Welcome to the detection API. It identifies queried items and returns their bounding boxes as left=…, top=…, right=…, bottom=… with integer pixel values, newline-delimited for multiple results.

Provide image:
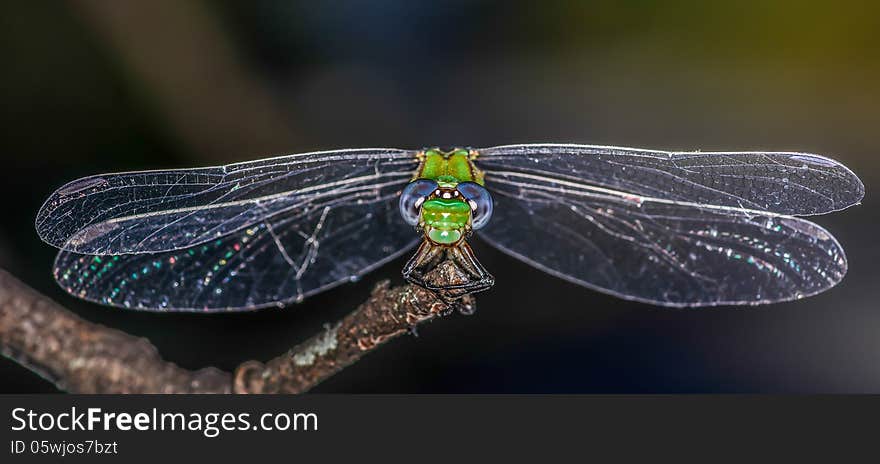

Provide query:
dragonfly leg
left=403, top=240, right=494, bottom=302
left=402, top=240, right=445, bottom=281
left=402, top=240, right=446, bottom=290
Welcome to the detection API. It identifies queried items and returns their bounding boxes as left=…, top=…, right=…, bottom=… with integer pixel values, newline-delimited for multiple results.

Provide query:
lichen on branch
left=0, top=260, right=475, bottom=394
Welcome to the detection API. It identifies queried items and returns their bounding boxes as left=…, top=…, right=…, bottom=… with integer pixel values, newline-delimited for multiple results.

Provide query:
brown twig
left=0, top=264, right=473, bottom=394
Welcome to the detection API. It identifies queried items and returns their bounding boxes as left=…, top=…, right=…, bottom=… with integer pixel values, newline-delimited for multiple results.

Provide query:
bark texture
left=0, top=262, right=474, bottom=393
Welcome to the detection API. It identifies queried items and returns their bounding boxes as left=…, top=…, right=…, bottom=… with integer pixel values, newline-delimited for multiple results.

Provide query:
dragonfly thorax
left=418, top=148, right=484, bottom=186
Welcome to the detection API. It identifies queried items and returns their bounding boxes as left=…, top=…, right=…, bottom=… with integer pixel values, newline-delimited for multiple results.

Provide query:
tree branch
left=0, top=266, right=473, bottom=394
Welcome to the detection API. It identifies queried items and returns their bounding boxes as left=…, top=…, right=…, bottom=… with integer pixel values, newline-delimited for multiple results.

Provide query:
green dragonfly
left=36, top=144, right=863, bottom=311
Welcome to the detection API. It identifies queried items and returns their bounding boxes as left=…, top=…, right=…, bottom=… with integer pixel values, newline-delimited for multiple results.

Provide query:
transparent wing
left=475, top=144, right=861, bottom=306
left=476, top=144, right=864, bottom=216
left=37, top=148, right=418, bottom=254
left=53, top=185, right=419, bottom=311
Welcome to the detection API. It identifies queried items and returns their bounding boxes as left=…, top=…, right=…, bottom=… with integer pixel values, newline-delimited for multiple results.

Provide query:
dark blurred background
left=1, top=0, right=878, bottom=393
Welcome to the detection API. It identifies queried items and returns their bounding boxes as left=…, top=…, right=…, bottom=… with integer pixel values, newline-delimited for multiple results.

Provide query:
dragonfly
left=35, top=144, right=864, bottom=311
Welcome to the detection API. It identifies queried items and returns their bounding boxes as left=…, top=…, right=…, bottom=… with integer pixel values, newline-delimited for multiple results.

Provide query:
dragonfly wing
left=475, top=145, right=859, bottom=306
left=37, top=148, right=418, bottom=254
left=476, top=144, right=864, bottom=216
left=53, top=186, right=419, bottom=311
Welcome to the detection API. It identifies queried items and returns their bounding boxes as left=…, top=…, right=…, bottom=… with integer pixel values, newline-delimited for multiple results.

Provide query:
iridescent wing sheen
left=43, top=148, right=421, bottom=311
left=37, top=148, right=418, bottom=254
left=475, top=144, right=863, bottom=307
left=53, top=179, right=419, bottom=311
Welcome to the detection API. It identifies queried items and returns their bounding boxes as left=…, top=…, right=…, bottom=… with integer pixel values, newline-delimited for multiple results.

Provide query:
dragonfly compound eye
left=399, top=179, right=439, bottom=226
left=456, top=181, right=494, bottom=230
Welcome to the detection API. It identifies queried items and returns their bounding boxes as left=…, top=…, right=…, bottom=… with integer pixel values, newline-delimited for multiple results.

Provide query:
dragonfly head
left=399, top=179, right=494, bottom=246
left=400, top=177, right=496, bottom=300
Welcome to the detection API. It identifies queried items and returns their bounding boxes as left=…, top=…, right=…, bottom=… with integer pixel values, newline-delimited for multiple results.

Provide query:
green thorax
left=416, top=148, right=484, bottom=186
left=415, top=148, right=484, bottom=245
